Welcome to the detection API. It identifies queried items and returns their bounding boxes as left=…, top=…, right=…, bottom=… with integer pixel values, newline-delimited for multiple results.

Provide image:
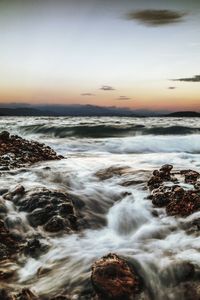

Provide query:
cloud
left=100, top=85, right=115, bottom=91
left=172, top=75, right=200, bottom=82
left=168, top=86, right=176, bottom=90
left=117, top=96, right=131, bottom=100
left=81, top=93, right=95, bottom=96
left=126, top=10, right=186, bottom=26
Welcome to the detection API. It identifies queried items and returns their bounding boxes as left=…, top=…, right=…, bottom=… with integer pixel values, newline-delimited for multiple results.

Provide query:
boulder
left=91, top=253, right=142, bottom=300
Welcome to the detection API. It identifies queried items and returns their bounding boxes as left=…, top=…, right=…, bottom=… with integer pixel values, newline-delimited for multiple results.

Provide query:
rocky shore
left=0, top=131, right=63, bottom=170
left=0, top=131, right=200, bottom=299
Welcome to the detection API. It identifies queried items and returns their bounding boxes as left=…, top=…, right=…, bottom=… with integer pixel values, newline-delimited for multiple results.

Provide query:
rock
left=160, top=262, right=195, bottom=286
left=91, top=253, right=142, bottom=300
left=173, top=186, right=185, bottom=200
left=160, top=164, right=173, bottom=173
left=10, top=187, right=78, bottom=233
left=44, top=216, right=70, bottom=232
left=0, top=288, right=14, bottom=300
left=24, top=238, right=49, bottom=258
left=147, top=175, right=163, bottom=190
left=0, top=220, right=20, bottom=250
left=0, top=131, right=10, bottom=140
left=0, top=131, right=62, bottom=169
left=0, top=243, right=9, bottom=260
left=152, top=192, right=170, bottom=207
left=11, top=185, right=25, bottom=196
left=0, top=199, right=8, bottom=214
left=15, top=289, right=39, bottom=300
left=59, top=203, right=74, bottom=216
left=95, top=166, right=128, bottom=181
left=166, top=190, right=200, bottom=217
left=28, top=205, right=55, bottom=227
left=148, top=166, right=200, bottom=217
left=184, top=170, right=199, bottom=184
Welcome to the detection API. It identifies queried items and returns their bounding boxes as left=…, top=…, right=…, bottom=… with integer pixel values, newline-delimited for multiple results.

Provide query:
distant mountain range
left=0, top=104, right=199, bottom=117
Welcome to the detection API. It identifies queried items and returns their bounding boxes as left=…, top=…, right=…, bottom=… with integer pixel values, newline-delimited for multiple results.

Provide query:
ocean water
left=0, top=116, right=200, bottom=299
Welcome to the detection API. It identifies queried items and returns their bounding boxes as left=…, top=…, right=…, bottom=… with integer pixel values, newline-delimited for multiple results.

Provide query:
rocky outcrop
left=91, top=253, right=142, bottom=300
left=148, top=165, right=200, bottom=217
left=3, top=186, right=77, bottom=233
left=0, top=131, right=63, bottom=170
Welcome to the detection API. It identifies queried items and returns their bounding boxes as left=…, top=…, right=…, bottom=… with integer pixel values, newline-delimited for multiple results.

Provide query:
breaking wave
left=19, top=124, right=200, bottom=138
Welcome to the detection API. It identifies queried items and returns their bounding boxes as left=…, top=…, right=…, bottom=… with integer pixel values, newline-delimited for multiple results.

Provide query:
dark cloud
left=172, top=75, right=200, bottom=82
left=117, top=96, right=131, bottom=100
left=81, top=93, right=95, bottom=96
left=126, top=10, right=186, bottom=26
left=100, top=85, right=115, bottom=91
left=168, top=86, right=176, bottom=90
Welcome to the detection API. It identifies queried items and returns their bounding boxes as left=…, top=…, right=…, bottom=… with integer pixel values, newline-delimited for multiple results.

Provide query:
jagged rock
left=6, top=187, right=78, bottom=233
left=148, top=166, right=200, bottom=217
left=44, top=216, right=71, bottom=232
left=183, top=170, right=199, bottom=184
left=166, top=190, right=200, bottom=217
left=24, top=238, right=49, bottom=258
left=0, top=131, right=63, bottom=169
left=28, top=204, right=56, bottom=227
left=91, top=253, right=142, bottom=300
left=152, top=192, right=170, bottom=207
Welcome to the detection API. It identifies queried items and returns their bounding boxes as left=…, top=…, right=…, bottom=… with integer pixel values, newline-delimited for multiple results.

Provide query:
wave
left=19, top=124, right=200, bottom=138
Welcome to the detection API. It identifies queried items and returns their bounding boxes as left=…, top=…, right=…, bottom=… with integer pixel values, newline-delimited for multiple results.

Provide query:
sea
left=0, top=116, right=200, bottom=299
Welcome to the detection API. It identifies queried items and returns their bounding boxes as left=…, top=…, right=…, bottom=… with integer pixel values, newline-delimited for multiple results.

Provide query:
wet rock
left=160, top=261, right=195, bottom=287
left=91, top=253, right=142, bottom=300
left=166, top=190, right=200, bottom=217
left=59, top=203, right=74, bottom=216
left=148, top=165, right=175, bottom=191
left=0, top=243, right=9, bottom=260
left=15, top=289, right=39, bottom=300
left=0, top=131, right=62, bottom=169
left=0, top=199, right=8, bottom=214
left=147, top=175, right=163, bottom=190
left=24, top=238, right=49, bottom=258
left=4, top=216, right=23, bottom=230
left=173, top=186, right=185, bottom=200
left=0, top=131, right=10, bottom=140
left=181, top=170, right=200, bottom=184
left=152, top=192, right=170, bottom=207
left=0, top=220, right=20, bottom=259
left=44, top=216, right=70, bottom=232
left=0, top=288, right=14, bottom=300
left=121, top=180, right=144, bottom=187
left=95, top=166, right=129, bottom=181
left=28, top=205, right=56, bottom=227
left=148, top=166, right=200, bottom=217
left=11, top=185, right=25, bottom=196
left=9, top=187, right=78, bottom=233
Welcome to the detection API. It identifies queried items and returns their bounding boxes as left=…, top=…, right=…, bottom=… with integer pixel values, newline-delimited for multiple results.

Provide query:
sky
left=0, top=0, right=200, bottom=111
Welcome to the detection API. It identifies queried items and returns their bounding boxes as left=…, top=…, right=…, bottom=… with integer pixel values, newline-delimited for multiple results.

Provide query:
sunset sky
left=0, top=0, right=200, bottom=111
